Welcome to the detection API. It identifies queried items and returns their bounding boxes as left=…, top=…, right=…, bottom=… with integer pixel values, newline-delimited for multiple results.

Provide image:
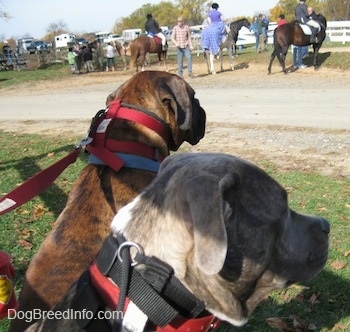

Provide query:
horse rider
left=207, top=3, right=230, bottom=42
left=295, top=0, right=320, bottom=43
left=145, top=13, right=167, bottom=51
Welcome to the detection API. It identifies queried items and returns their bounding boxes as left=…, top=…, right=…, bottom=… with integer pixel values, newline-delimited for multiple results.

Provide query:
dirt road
left=0, top=61, right=349, bottom=178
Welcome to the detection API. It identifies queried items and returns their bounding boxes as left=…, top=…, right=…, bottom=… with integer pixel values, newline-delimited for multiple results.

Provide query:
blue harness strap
left=88, top=153, right=160, bottom=173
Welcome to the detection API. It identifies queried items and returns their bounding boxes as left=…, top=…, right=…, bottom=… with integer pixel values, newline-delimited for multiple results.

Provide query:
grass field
left=0, top=44, right=350, bottom=331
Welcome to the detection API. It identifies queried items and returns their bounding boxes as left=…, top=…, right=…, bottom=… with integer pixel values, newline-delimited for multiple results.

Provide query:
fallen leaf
left=33, top=204, right=45, bottom=218
left=308, top=322, right=317, bottom=330
left=330, top=260, right=347, bottom=270
left=344, top=250, right=350, bottom=257
left=309, top=293, right=319, bottom=305
left=266, top=317, right=293, bottom=331
left=47, top=152, right=55, bottom=157
left=292, top=315, right=305, bottom=329
left=17, top=239, right=33, bottom=250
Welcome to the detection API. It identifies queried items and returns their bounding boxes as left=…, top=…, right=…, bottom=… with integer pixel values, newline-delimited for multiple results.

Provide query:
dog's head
left=112, top=153, right=329, bottom=326
left=106, top=71, right=206, bottom=154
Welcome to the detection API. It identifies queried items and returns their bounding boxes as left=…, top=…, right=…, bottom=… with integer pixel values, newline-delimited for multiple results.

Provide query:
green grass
left=0, top=131, right=349, bottom=331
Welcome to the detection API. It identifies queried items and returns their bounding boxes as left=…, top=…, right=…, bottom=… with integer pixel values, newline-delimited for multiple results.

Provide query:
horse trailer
left=17, top=37, right=34, bottom=54
left=122, top=29, right=142, bottom=41
left=55, top=34, right=76, bottom=48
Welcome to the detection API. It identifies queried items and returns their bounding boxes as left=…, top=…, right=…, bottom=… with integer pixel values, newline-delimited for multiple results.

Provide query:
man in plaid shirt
left=171, top=17, right=195, bottom=78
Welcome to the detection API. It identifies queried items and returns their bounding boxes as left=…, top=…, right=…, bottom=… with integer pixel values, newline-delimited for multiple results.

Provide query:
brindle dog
left=26, top=153, right=329, bottom=331
left=11, top=71, right=206, bottom=331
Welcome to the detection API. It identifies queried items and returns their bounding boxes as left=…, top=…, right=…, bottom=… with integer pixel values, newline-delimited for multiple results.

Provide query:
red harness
left=0, top=99, right=170, bottom=215
left=86, top=99, right=170, bottom=172
left=89, top=262, right=221, bottom=332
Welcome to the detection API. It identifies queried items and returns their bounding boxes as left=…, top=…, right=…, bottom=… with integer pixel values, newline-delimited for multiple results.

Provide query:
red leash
left=0, top=147, right=81, bottom=216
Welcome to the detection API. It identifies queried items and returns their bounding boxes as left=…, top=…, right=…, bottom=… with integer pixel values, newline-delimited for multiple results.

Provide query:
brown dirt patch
left=1, top=59, right=349, bottom=179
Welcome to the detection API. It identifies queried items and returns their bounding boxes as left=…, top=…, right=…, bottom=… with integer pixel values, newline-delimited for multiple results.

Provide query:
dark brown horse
left=268, top=14, right=327, bottom=74
left=129, top=35, right=167, bottom=72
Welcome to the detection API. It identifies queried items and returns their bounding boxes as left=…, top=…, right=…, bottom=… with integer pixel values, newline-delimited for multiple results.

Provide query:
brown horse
left=268, top=14, right=327, bottom=74
left=129, top=35, right=167, bottom=72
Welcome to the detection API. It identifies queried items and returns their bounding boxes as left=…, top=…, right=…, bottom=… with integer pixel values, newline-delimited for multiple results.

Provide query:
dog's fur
left=26, top=153, right=329, bottom=331
left=11, top=72, right=206, bottom=331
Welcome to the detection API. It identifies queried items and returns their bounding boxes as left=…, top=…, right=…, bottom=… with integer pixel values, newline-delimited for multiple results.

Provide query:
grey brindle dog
left=27, top=153, right=329, bottom=331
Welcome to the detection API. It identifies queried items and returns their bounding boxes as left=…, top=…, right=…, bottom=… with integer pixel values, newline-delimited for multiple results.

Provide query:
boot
left=310, top=31, right=318, bottom=43
left=105, top=67, right=109, bottom=72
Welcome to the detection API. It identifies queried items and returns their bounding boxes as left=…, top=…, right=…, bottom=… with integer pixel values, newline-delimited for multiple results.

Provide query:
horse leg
left=209, top=53, right=216, bottom=74
left=139, top=53, right=147, bottom=71
left=204, top=50, right=211, bottom=74
left=313, top=45, right=320, bottom=69
left=220, top=49, right=224, bottom=71
left=228, top=45, right=234, bottom=71
left=163, top=51, right=168, bottom=72
left=267, top=49, right=276, bottom=74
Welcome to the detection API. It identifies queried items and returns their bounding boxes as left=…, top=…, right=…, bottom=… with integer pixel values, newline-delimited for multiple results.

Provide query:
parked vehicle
left=103, top=34, right=124, bottom=43
left=16, top=37, right=34, bottom=55
left=76, top=37, right=88, bottom=45
left=27, top=40, right=50, bottom=54
left=95, top=31, right=110, bottom=44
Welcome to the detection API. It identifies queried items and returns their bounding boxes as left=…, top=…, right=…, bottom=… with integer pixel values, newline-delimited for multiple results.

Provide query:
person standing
left=2, top=40, right=13, bottom=65
left=67, top=47, right=76, bottom=74
left=261, top=15, right=269, bottom=50
left=82, top=45, right=94, bottom=73
left=145, top=13, right=167, bottom=51
left=250, top=17, right=259, bottom=52
left=256, top=14, right=264, bottom=53
left=105, top=42, right=115, bottom=72
left=171, top=16, right=194, bottom=78
left=295, top=0, right=320, bottom=43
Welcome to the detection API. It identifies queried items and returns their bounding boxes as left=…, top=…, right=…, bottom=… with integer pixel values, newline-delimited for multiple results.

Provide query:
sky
left=0, top=0, right=278, bottom=40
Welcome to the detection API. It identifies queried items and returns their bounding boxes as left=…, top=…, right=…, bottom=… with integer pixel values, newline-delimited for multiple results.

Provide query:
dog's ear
left=157, top=76, right=206, bottom=145
left=185, top=173, right=236, bottom=275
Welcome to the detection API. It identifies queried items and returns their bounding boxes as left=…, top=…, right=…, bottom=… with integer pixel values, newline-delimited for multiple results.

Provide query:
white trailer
left=55, top=34, right=76, bottom=48
left=122, top=29, right=142, bottom=41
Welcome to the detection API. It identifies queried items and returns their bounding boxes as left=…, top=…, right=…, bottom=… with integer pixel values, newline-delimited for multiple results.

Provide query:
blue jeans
left=176, top=47, right=192, bottom=76
left=293, top=45, right=308, bottom=67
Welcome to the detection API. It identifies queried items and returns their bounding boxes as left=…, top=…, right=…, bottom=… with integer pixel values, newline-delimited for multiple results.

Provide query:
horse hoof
left=211, top=71, right=216, bottom=75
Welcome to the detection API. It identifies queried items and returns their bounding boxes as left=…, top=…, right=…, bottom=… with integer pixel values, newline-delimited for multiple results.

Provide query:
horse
left=202, top=18, right=250, bottom=74
left=268, top=14, right=327, bottom=74
left=88, top=40, right=128, bottom=71
left=217, top=18, right=250, bottom=72
left=128, top=35, right=167, bottom=72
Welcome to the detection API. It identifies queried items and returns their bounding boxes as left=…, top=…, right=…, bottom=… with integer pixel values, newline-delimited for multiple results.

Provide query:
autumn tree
left=269, top=0, right=349, bottom=22
left=323, top=0, right=350, bottom=20
left=112, top=0, right=209, bottom=33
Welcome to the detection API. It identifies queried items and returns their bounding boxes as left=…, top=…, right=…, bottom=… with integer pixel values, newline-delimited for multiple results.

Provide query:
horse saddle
left=147, top=34, right=162, bottom=45
left=298, top=23, right=320, bottom=35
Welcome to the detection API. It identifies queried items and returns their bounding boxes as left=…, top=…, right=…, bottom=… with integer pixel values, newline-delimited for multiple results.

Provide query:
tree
left=269, top=0, right=322, bottom=22
left=0, top=0, right=11, bottom=20
left=176, top=0, right=208, bottom=25
left=323, top=0, right=350, bottom=20
left=112, top=0, right=209, bottom=33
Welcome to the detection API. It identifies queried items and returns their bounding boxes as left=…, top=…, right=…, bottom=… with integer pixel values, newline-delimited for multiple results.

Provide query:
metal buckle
left=117, top=241, right=144, bottom=267
left=75, top=136, right=93, bottom=149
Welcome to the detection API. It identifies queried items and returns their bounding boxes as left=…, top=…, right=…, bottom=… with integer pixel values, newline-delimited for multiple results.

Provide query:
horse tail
left=128, top=41, right=137, bottom=68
